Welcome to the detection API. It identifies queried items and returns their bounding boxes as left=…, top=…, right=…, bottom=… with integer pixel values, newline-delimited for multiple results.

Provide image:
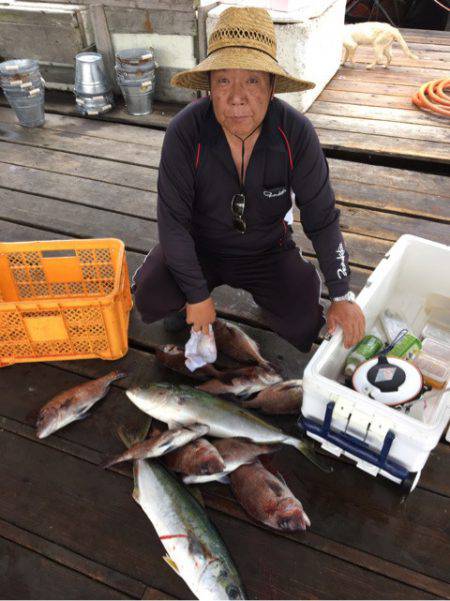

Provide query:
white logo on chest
left=263, top=188, right=286, bottom=198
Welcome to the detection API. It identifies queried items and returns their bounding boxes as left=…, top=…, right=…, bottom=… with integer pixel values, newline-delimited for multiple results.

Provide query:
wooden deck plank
left=315, top=127, right=450, bottom=163
left=6, top=109, right=448, bottom=164
left=0, top=107, right=166, bottom=147
left=0, top=187, right=392, bottom=269
left=2, top=169, right=447, bottom=249
left=0, top=535, right=134, bottom=600
left=2, top=426, right=435, bottom=600
left=317, top=89, right=427, bottom=112
left=0, top=122, right=160, bottom=167
left=332, top=65, right=448, bottom=85
left=0, top=361, right=449, bottom=597
left=310, top=113, right=449, bottom=144
left=310, top=99, right=450, bottom=129
left=0, top=519, right=149, bottom=599
left=2, top=162, right=448, bottom=229
left=1, top=134, right=448, bottom=201
left=0, top=141, right=156, bottom=191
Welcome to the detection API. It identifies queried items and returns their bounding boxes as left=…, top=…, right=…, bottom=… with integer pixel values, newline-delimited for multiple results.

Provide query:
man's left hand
left=327, top=301, right=366, bottom=349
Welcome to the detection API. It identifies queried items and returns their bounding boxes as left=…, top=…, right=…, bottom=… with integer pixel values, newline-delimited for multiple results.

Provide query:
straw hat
left=171, top=6, right=315, bottom=94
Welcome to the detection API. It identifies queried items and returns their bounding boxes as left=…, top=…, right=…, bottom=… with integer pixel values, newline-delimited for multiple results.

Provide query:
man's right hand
left=186, top=297, right=216, bottom=334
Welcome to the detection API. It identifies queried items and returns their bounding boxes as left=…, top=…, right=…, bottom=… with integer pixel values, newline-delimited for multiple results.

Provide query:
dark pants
left=132, top=243, right=325, bottom=353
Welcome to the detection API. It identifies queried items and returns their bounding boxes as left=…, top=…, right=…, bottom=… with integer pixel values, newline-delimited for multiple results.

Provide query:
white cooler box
left=300, top=235, right=450, bottom=492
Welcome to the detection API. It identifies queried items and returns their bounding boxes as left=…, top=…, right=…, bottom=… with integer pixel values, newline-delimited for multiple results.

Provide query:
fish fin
left=132, top=479, right=141, bottom=505
left=285, top=437, right=333, bottom=474
left=117, top=417, right=152, bottom=449
left=163, top=555, right=180, bottom=575
left=75, top=411, right=90, bottom=422
left=188, top=485, right=205, bottom=507
left=111, top=371, right=128, bottom=381
left=276, top=471, right=288, bottom=487
left=98, top=455, right=117, bottom=470
left=187, top=423, right=210, bottom=435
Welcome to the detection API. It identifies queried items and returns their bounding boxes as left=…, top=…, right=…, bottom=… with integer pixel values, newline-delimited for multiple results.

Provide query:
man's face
left=210, top=69, right=272, bottom=138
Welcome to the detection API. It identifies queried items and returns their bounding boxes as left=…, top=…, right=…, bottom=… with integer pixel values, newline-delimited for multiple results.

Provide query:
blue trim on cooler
left=298, top=402, right=410, bottom=481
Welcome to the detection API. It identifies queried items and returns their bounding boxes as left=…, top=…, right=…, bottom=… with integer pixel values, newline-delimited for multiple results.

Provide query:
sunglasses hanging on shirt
left=229, top=76, right=275, bottom=234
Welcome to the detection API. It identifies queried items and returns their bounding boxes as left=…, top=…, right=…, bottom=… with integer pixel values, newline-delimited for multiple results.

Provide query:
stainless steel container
left=118, top=78, right=154, bottom=116
left=75, top=52, right=111, bottom=95
left=3, top=88, right=45, bottom=127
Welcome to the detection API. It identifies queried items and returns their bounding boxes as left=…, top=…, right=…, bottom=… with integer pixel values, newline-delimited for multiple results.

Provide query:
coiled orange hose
left=412, top=78, right=450, bottom=117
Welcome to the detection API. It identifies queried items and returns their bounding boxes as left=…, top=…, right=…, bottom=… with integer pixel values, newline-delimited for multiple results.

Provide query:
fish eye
left=226, top=585, right=242, bottom=599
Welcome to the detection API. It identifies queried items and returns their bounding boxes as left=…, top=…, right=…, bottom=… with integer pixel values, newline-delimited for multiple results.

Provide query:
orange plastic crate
left=0, top=238, right=132, bottom=367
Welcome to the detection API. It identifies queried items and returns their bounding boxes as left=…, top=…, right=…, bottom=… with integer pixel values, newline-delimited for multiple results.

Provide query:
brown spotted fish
left=156, top=344, right=220, bottom=381
left=242, top=379, right=303, bottom=414
left=36, top=370, right=126, bottom=439
left=183, top=438, right=279, bottom=484
left=213, top=319, right=271, bottom=367
left=197, top=365, right=282, bottom=397
left=99, top=423, right=209, bottom=469
left=230, top=460, right=311, bottom=532
left=164, top=438, right=226, bottom=476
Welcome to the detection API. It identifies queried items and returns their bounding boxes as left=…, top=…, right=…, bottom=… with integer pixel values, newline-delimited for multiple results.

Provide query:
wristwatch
left=331, top=291, right=356, bottom=303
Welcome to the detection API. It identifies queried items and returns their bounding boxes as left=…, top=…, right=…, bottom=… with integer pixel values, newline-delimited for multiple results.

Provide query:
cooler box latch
left=299, top=402, right=409, bottom=481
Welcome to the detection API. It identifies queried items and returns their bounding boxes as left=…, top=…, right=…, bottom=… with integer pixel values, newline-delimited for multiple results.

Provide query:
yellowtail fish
left=126, top=383, right=331, bottom=473
left=119, top=423, right=246, bottom=600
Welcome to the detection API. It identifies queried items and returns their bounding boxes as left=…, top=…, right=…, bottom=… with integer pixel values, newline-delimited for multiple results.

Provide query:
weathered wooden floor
left=0, top=26, right=449, bottom=600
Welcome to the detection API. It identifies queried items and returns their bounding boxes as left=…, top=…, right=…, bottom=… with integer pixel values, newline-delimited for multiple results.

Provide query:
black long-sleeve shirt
left=157, top=96, right=350, bottom=304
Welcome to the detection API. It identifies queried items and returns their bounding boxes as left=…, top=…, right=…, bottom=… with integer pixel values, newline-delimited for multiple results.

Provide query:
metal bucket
left=116, top=48, right=155, bottom=66
left=4, top=89, right=45, bottom=127
left=0, top=58, right=39, bottom=76
left=75, top=52, right=111, bottom=95
left=2, top=82, right=45, bottom=97
left=75, top=91, right=114, bottom=115
left=119, top=80, right=154, bottom=115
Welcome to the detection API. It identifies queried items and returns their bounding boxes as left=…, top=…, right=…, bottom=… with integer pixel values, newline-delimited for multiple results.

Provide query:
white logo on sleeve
left=336, top=243, right=347, bottom=279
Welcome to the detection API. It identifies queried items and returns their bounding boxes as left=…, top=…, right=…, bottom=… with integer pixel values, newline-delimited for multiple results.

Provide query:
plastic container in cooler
left=421, top=337, right=450, bottom=366
left=414, top=352, right=449, bottom=389
left=422, top=322, right=450, bottom=347
left=300, top=235, right=450, bottom=492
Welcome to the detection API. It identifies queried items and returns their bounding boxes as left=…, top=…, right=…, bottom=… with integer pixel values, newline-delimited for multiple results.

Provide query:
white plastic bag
left=185, top=324, right=217, bottom=372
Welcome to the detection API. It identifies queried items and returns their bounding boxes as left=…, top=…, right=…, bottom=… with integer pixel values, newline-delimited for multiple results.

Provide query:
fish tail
left=110, top=370, right=128, bottom=382
left=117, top=416, right=152, bottom=449
left=284, top=437, right=333, bottom=473
left=98, top=455, right=120, bottom=470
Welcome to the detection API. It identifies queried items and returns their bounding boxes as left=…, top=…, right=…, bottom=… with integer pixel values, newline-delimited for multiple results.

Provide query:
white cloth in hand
left=185, top=324, right=217, bottom=372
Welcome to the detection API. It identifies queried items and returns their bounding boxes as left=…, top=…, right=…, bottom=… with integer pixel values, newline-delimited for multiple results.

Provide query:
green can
left=387, top=332, right=422, bottom=361
left=344, top=334, right=384, bottom=378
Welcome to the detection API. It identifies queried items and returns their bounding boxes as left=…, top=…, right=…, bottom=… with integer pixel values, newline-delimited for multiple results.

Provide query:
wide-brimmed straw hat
left=171, top=6, right=315, bottom=94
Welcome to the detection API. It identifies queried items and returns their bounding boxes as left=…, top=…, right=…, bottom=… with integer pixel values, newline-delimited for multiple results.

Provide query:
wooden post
left=89, top=3, right=120, bottom=94
left=196, top=1, right=219, bottom=98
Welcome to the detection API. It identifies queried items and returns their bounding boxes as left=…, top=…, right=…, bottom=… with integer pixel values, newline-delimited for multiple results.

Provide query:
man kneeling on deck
left=132, top=6, right=365, bottom=352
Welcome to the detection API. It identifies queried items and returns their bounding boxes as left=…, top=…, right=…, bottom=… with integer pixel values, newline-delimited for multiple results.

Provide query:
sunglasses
left=231, top=193, right=246, bottom=234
